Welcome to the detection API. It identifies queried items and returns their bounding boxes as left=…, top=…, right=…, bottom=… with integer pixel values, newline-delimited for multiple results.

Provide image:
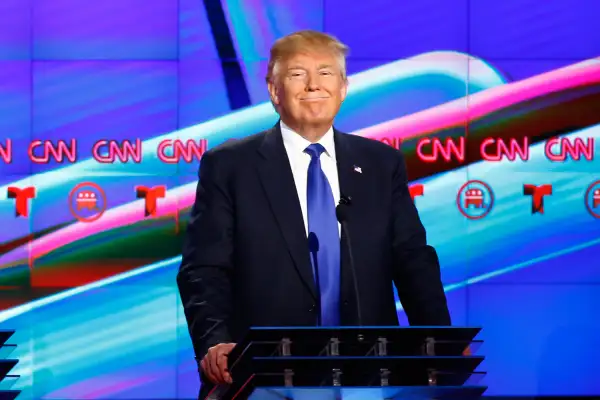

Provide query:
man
left=177, top=30, right=451, bottom=399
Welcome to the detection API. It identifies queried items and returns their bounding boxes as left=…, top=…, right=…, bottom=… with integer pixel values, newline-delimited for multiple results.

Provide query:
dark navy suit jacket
left=177, top=123, right=451, bottom=399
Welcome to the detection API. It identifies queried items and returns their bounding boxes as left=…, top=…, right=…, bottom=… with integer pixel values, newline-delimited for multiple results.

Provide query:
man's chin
left=299, top=113, right=334, bottom=126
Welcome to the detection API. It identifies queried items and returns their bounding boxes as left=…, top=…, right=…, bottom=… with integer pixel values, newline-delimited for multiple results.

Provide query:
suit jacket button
left=343, top=300, right=349, bottom=306
left=309, top=305, right=316, bottom=312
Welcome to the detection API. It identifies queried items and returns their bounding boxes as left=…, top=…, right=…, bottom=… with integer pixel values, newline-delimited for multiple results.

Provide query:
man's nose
left=305, top=73, right=320, bottom=90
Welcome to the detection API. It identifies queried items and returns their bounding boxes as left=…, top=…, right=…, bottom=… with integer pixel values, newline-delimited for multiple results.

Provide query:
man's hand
left=201, top=343, right=236, bottom=384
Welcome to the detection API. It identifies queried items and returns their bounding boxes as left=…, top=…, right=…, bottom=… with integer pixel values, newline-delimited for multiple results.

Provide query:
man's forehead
left=284, top=52, right=338, bottom=67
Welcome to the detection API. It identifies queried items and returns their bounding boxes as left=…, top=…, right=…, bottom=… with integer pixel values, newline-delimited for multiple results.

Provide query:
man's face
left=268, top=51, right=347, bottom=128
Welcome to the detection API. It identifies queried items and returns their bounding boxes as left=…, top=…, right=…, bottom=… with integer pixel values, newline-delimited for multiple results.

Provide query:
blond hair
left=266, top=30, right=349, bottom=83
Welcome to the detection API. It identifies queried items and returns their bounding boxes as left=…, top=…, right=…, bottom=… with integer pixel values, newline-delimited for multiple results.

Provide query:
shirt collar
left=280, top=120, right=336, bottom=159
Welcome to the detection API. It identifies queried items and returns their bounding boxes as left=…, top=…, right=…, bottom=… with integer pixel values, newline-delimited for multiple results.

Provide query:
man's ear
left=267, top=80, right=280, bottom=105
left=340, top=78, right=348, bottom=102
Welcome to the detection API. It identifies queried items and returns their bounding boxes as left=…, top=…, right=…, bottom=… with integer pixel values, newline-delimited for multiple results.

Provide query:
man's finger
left=202, top=344, right=236, bottom=384
left=216, top=352, right=231, bottom=383
left=206, top=351, right=222, bottom=384
left=207, top=353, right=220, bottom=383
left=221, top=344, right=235, bottom=383
left=200, top=357, right=209, bottom=378
left=215, top=350, right=230, bottom=383
left=209, top=350, right=227, bottom=384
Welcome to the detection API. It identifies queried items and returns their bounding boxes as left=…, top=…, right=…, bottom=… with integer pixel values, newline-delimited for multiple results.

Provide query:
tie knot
left=304, top=143, right=326, bottom=159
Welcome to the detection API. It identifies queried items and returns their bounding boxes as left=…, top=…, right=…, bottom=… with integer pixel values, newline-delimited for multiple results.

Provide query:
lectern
left=206, top=326, right=486, bottom=400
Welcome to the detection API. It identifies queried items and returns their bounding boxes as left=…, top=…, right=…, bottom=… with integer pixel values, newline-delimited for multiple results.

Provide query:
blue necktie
left=305, top=143, right=340, bottom=326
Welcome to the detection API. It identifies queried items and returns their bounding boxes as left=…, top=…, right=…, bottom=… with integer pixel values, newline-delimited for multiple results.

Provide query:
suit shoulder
left=203, top=130, right=266, bottom=161
left=343, top=132, right=403, bottom=161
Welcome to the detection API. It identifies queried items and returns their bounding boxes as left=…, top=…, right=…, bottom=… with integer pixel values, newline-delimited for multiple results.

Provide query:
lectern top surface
left=240, top=326, right=480, bottom=344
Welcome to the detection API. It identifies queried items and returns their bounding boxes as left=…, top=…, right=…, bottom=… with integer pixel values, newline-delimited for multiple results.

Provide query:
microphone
left=307, top=232, right=322, bottom=326
left=336, top=195, right=363, bottom=326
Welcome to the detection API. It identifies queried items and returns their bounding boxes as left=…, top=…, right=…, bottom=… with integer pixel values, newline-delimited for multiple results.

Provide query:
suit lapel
left=256, top=124, right=317, bottom=300
left=334, top=129, right=363, bottom=209
left=334, top=130, right=369, bottom=304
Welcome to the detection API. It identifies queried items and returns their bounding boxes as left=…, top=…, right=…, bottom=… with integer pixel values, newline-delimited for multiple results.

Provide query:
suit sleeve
left=390, top=150, right=451, bottom=326
left=177, top=149, right=234, bottom=360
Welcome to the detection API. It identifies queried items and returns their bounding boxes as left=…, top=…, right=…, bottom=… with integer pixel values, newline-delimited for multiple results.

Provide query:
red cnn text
left=0, top=139, right=12, bottom=163
left=379, top=137, right=402, bottom=150
left=92, top=139, right=142, bottom=163
left=28, top=139, right=77, bottom=163
left=544, top=137, right=594, bottom=161
left=417, top=137, right=465, bottom=163
left=480, top=137, right=530, bottom=161
left=157, top=139, right=207, bottom=163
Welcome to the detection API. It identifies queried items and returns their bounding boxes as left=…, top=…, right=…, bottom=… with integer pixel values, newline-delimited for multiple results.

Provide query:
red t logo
left=409, top=184, right=424, bottom=203
left=523, top=184, right=553, bottom=214
left=135, top=185, right=166, bottom=216
left=7, top=186, right=36, bottom=217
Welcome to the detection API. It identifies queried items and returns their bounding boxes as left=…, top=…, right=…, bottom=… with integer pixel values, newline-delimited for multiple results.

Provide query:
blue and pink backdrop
left=0, top=0, right=599, bottom=398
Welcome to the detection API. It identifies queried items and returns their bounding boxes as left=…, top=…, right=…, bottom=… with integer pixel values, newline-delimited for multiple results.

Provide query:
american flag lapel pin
left=353, top=165, right=362, bottom=174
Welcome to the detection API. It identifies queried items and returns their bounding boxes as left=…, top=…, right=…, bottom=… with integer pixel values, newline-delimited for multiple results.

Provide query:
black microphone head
left=337, top=195, right=352, bottom=222
left=336, top=203, right=349, bottom=223
left=339, top=195, right=352, bottom=206
left=308, top=232, right=319, bottom=252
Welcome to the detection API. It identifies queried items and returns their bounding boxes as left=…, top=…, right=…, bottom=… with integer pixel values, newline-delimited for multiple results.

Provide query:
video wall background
left=0, top=0, right=599, bottom=398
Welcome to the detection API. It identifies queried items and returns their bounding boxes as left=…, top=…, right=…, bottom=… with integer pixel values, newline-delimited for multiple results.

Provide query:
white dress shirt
left=280, top=121, right=341, bottom=237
